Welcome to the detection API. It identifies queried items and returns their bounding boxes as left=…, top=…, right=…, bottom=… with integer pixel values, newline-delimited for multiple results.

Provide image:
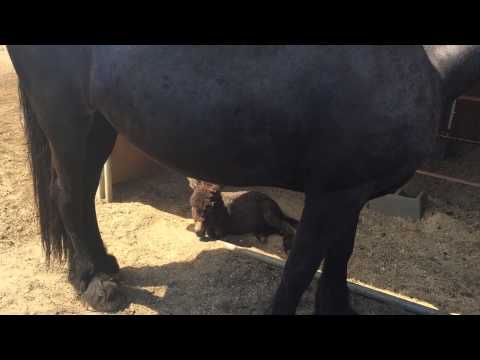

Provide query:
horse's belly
left=91, top=47, right=324, bottom=188
left=97, top=90, right=307, bottom=187
left=124, top=118, right=305, bottom=188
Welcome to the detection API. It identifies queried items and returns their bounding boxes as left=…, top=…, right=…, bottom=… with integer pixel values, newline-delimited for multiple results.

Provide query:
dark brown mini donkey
left=188, top=180, right=299, bottom=253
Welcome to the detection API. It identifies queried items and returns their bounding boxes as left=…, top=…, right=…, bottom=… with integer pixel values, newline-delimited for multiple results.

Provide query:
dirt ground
left=1, top=46, right=479, bottom=315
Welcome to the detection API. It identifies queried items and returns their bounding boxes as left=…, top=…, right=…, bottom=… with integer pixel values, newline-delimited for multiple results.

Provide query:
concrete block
left=367, top=189, right=426, bottom=221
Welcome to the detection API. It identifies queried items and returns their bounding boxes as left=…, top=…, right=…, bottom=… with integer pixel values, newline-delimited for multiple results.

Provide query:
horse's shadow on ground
left=116, top=247, right=428, bottom=315
left=118, top=248, right=282, bottom=315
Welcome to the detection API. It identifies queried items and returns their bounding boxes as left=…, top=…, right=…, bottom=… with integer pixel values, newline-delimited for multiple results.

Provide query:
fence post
left=104, top=157, right=113, bottom=203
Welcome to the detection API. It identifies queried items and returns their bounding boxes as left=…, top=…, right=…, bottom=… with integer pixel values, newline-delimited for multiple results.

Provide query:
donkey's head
left=188, top=179, right=227, bottom=239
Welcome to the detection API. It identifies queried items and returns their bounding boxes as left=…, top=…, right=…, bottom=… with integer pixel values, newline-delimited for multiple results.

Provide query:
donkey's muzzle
left=194, top=221, right=206, bottom=237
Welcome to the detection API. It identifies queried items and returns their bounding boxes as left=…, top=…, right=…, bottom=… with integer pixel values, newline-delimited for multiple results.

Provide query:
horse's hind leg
left=270, top=187, right=367, bottom=315
left=314, top=204, right=362, bottom=315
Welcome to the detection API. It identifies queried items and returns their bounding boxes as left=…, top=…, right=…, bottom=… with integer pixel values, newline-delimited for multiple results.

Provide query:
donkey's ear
left=187, top=177, right=199, bottom=190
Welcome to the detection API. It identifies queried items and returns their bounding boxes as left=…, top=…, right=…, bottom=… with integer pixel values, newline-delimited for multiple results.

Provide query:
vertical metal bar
left=96, top=169, right=105, bottom=200
left=104, top=158, right=113, bottom=203
left=447, top=100, right=457, bottom=131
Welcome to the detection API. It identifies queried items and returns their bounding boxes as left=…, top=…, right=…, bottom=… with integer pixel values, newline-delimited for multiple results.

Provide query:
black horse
left=6, top=45, right=480, bottom=314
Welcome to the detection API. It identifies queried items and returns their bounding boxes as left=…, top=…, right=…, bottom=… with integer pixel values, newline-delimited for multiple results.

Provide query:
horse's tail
left=18, top=85, right=69, bottom=266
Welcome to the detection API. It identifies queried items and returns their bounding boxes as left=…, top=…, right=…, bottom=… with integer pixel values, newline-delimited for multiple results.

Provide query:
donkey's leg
left=83, top=113, right=119, bottom=275
left=270, top=187, right=367, bottom=315
left=261, top=207, right=295, bottom=253
left=255, top=231, right=271, bottom=244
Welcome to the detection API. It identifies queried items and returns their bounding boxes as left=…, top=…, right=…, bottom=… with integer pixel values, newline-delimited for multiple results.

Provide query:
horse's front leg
left=83, top=113, right=120, bottom=276
left=270, top=186, right=367, bottom=315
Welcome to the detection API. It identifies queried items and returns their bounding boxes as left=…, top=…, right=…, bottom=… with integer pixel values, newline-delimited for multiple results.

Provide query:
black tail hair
left=18, top=85, right=70, bottom=265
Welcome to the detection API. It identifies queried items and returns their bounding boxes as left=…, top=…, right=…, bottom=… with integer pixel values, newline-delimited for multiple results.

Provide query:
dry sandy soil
left=1, top=46, right=479, bottom=315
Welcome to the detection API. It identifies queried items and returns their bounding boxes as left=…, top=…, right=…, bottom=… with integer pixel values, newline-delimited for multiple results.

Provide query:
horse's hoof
left=333, top=306, right=358, bottom=315
left=69, top=257, right=96, bottom=293
left=264, top=304, right=274, bottom=315
left=265, top=301, right=295, bottom=315
left=97, top=254, right=120, bottom=275
left=315, top=305, right=358, bottom=315
left=81, top=273, right=126, bottom=313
